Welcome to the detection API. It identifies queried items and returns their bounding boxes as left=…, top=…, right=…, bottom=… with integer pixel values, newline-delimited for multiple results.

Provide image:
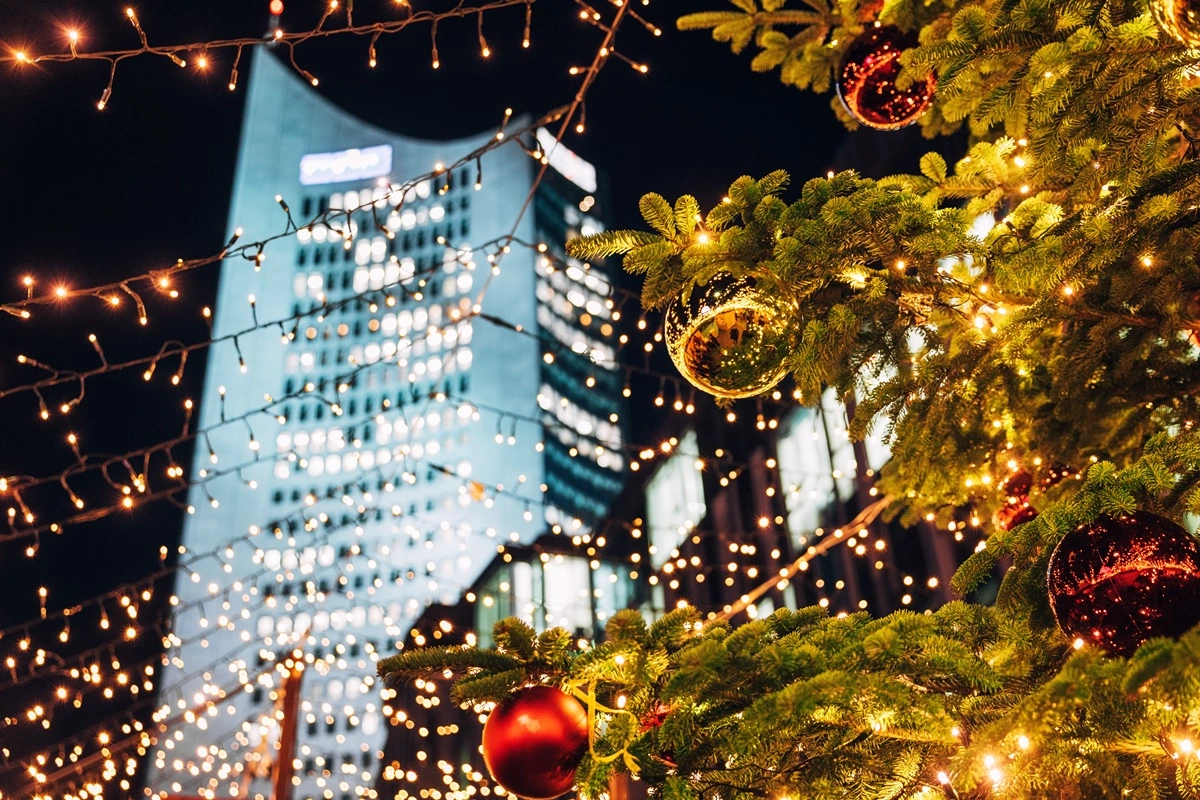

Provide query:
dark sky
left=0, top=0, right=927, bottom=791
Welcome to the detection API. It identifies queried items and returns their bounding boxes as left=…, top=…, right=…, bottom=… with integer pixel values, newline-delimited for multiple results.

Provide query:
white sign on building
left=299, top=144, right=393, bottom=185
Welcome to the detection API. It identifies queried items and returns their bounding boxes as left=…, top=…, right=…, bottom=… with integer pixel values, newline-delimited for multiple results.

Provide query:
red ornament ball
left=482, top=686, right=589, bottom=800
left=638, top=702, right=671, bottom=732
left=999, top=470, right=1033, bottom=502
left=637, top=703, right=677, bottom=769
left=996, top=501, right=1038, bottom=532
left=1039, top=462, right=1076, bottom=490
left=1048, top=511, right=1200, bottom=657
left=836, top=25, right=935, bottom=130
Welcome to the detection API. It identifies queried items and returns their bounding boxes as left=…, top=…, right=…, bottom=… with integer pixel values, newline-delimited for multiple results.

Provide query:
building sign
left=299, top=144, right=393, bottom=185
left=536, top=128, right=597, bottom=193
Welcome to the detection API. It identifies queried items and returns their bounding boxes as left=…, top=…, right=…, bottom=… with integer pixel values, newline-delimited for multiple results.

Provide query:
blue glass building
left=146, top=49, right=624, bottom=800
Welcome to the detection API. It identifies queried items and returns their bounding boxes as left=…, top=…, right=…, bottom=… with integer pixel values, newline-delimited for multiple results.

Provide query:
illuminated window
left=542, top=557, right=591, bottom=632
left=774, top=388, right=888, bottom=544
left=645, top=430, right=705, bottom=569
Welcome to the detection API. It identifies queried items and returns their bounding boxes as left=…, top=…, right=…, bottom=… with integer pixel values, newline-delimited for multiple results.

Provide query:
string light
left=1, top=0, right=537, bottom=109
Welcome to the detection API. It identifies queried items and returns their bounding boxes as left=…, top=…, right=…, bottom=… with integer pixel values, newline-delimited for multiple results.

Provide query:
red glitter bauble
left=836, top=25, right=935, bottom=130
left=997, top=502, right=1038, bottom=532
left=1040, top=462, right=1077, bottom=490
left=1047, top=511, right=1200, bottom=657
left=999, top=470, right=1033, bottom=502
left=482, top=686, right=589, bottom=800
left=639, top=702, right=671, bottom=732
left=638, top=703, right=678, bottom=768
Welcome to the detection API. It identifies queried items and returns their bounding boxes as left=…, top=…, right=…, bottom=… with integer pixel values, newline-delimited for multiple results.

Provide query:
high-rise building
left=146, top=49, right=625, bottom=800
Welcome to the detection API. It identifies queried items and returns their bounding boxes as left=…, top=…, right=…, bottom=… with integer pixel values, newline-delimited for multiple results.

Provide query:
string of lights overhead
left=0, top=110, right=568, bottom=326
left=0, top=0, right=537, bottom=110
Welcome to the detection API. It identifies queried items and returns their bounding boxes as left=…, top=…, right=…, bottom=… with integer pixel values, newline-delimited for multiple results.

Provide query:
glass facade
left=644, top=430, right=706, bottom=569
left=775, top=388, right=889, bottom=548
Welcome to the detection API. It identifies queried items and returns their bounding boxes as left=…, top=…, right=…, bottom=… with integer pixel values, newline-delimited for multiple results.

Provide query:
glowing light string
left=2, top=0, right=537, bottom=109
left=0, top=110, right=565, bottom=323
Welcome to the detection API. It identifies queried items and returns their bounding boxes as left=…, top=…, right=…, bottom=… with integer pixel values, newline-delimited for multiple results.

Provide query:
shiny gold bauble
left=1152, top=0, right=1200, bottom=47
left=663, top=273, right=797, bottom=399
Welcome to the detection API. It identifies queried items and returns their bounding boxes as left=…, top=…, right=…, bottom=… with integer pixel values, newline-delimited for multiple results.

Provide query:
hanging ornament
left=1151, top=0, right=1200, bottom=47
left=994, top=469, right=1036, bottom=530
left=663, top=273, right=798, bottom=399
left=1039, top=462, right=1077, bottom=490
left=482, top=685, right=589, bottom=800
left=836, top=25, right=936, bottom=130
left=639, top=702, right=671, bottom=731
left=1047, top=511, right=1200, bottom=657
left=638, top=703, right=677, bottom=769
left=999, top=469, right=1033, bottom=502
left=996, top=501, right=1038, bottom=532
left=1188, top=294, right=1200, bottom=347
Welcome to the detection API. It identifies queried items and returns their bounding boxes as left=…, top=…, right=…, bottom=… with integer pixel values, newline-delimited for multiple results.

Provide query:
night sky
left=0, top=0, right=929, bottom=791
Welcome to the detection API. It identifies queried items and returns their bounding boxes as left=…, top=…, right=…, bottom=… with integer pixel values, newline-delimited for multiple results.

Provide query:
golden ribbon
left=564, top=679, right=642, bottom=775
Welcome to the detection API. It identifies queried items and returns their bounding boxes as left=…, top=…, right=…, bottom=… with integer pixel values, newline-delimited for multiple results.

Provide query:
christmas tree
left=380, top=1, right=1200, bottom=798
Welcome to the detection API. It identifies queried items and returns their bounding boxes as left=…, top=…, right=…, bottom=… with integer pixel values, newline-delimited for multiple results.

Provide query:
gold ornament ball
left=1152, top=0, right=1200, bottom=46
left=664, top=273, right=797, bottom=399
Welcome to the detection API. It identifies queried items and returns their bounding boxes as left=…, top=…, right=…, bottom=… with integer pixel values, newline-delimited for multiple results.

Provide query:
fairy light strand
left=2, top=0, right=537, bottom=110
left=0, top=110, right=566, bottom=323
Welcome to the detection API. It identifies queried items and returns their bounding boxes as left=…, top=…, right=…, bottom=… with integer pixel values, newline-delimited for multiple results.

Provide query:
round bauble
left=638, top=702, right=671, bottom=732
left=1039, top=462, right=1076, bottom=490
left=999, top=470, right=1033, bottom=502
left=996, top=501, right=1038, bottom=532
left=482, top=686, right=589, bottom=800
left=1047, top=511, right=1200, bottom=657
left=663, top=273, right=797, bottom=399
left=638, top=702, right=678, bottom=768
left=836, top=25, right=935, bottom=130
left=1152, top=0, right=1200, bottom=47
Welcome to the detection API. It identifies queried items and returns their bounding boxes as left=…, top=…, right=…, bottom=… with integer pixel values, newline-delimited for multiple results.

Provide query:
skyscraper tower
left=146, top=49, right=624, bottom=800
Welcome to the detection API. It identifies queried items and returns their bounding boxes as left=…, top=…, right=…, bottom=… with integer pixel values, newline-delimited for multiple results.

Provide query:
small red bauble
left=996, top=502, right=1038, bottom=532
left=482, top=686, right=589, bottom=800
left=836, top=25, right=935, bottom=130
left=999, top=470, right=1033, bottom=502
left=638, top=702, right=670, bottom=732
left=1039, top=462, right=1076, bottom=490
left=1048, top=511, right=1200, bottom=657
left=638, top=702, right=678, bottom=768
